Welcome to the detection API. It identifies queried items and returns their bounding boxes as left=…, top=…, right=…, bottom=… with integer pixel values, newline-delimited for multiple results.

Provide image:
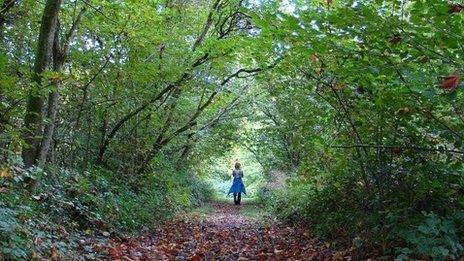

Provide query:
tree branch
left=331, top=144, right=464, bottom=155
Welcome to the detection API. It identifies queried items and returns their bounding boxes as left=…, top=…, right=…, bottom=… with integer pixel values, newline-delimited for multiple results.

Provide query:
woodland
left=1, top=0, right=464, bottom=260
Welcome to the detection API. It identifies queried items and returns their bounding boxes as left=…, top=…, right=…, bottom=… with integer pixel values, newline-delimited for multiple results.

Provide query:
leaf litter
left=106, top=201, right=335, bottom=260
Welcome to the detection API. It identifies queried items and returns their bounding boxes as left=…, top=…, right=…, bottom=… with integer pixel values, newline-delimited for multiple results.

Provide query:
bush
left=0, top=206, right=29, bottom=259
left=0, top=155, right=214, bottom=259
left=261, top=161, right=464, bottom=259
left=395, top=212, right=464, bottom=260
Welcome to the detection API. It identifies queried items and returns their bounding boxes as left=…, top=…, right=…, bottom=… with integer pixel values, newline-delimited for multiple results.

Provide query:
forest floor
left=105, top=199, right=335, bottom=260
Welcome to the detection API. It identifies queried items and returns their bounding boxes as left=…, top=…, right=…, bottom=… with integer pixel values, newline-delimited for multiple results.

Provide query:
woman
left=228, top=162, right=246, bottom=205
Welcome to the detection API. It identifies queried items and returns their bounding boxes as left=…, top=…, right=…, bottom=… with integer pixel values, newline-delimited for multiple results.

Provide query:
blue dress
left=228, top=170, right=246, bottom=195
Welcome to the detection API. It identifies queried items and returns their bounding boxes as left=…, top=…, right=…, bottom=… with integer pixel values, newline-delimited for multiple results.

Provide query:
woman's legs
left=233, top=193, right=242, bottom=205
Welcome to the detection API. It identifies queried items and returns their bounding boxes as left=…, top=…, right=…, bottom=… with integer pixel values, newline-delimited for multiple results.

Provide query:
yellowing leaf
left=333, top=83, right=345, bottom=90
left=310, top=54, right=319, bottom=63
left=47, top=71, right=62, bottom=84
left=0, top=168, right=12, bottom=179
left=395, top=107, right=411, bottom=116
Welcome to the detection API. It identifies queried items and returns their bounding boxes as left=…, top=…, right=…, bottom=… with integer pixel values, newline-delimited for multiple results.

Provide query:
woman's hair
left=234, top=162, right=241, bottom=170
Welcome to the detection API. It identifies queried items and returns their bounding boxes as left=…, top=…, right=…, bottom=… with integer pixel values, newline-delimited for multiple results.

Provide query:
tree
left=22, top=0, right=62, bottom=167
left=37, top=7, right=86, bottom=164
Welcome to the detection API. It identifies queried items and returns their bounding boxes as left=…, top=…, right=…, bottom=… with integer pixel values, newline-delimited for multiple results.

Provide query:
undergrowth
left=259, top=160, right=464, bottom=260
left=0, top=156, right=213, bottom=259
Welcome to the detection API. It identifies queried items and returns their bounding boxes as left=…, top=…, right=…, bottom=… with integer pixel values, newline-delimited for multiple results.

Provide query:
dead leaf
left=389, top=35, right=401, bottom=45
left=310, top=54, right=319, bottom=63
left=58, top=226, right=69, bottom=239
left=100, top=202, right=334, bottom=260
left=188, top=254, right=201, bottom=261
left=395, top=107, right=411, bottom=116
left=50, top=246, right=60, bottom=261
left=391, top=147, right=402, bottom=155
left=333, top=83, right=345, bottom=90
left=0, top=168, right=12, bottom=179
left=449, top=3, right=463, bottom=13
left=440, top=72, right=460, bottom=91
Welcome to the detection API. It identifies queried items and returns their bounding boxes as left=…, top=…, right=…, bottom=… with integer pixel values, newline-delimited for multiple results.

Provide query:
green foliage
left=2, top=0, right=464, bottom=259
left=261, top=164, right=464, bottom=259
left=0, top=206, right=29, bottom=259
left=395, top=212, right=464, bottom=260
left=250, top=0, right=464, bottom=259
left=0, top=154, right=213, bottom=258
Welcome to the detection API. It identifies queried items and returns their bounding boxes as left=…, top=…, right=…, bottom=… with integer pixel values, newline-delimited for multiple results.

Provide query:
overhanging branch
left=331, top=144, right=464, bottom=155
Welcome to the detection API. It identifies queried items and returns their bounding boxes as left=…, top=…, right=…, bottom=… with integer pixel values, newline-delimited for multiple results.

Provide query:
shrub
left=262, top=162, right=464, bottom=259
left=0, top=155, right=214, bottom=259
left=395, top=212, right=464, bottom=260
left=0, top=206, right=29, bottom=259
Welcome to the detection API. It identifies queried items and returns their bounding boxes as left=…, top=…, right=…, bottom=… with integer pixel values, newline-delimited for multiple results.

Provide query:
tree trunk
left=37, top=7, right=85, bottom=165
left=0, top=114, right=10, bottom=162
left=38, top=90, right=59, bottom=164
left=22, top=0, right=62, bottom=167
left=38, top=26, right=62, bottom=165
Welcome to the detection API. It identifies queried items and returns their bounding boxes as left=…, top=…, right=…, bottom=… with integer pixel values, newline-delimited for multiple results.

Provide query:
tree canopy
left=1, top=0, right=464, bottom=259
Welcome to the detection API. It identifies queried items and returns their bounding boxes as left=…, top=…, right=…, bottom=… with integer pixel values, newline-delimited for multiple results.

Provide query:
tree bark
left=38, top=8, right=86, bottom=165
left=22, top=0, right=62, bottom=167
left=37, top=24, right=61, bottom=165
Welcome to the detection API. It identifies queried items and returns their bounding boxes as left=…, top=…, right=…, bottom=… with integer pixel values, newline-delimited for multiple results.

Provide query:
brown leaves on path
left=106, top=201, right=334, bottom=260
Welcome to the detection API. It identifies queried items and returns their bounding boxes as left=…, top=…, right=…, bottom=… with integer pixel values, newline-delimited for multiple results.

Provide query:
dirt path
left=107, top=200, right=333, bottom=260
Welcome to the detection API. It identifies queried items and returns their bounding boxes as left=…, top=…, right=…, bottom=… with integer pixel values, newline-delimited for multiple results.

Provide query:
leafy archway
left=1, top=0, right=463, bottom=259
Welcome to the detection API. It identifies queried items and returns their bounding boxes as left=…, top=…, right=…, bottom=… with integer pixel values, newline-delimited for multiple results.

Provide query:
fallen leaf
left=58, top=226, right=69, bottom=239
left=188, top=254, right=201, bottom=261
left=50, top=246, right=60, bottom=260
